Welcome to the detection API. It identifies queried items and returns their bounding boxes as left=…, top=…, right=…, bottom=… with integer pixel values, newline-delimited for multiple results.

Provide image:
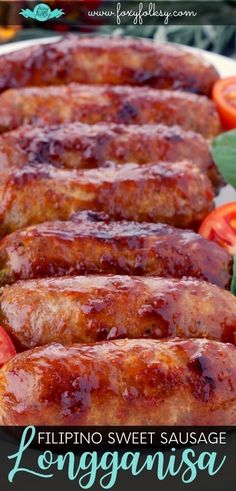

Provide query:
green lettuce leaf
left=231, top=255, right=236, bottom=296
left=211, top=130, right=236, bottom=189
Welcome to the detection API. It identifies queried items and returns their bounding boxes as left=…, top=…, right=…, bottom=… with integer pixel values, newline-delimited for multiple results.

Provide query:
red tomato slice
left=0, top=326, right=16, bottom=367
left=199, top=202, right=236, bottom=254
left=212, top=77, right=236, bottom=130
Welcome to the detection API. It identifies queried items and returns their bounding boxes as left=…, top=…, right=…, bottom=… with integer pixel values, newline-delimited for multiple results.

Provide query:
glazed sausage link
left=0, top=84, right=221, bottom=138
left=0, top=211, right=231, bottom=288
left=0, top=161, right=214, bottom=237
left=0, top=123, right=222, bottom=190
left=0, top=275, right=235, bottom=351
left=1, top=338, right=236, bottom=425
left=0, top=35, right=219, bottom=95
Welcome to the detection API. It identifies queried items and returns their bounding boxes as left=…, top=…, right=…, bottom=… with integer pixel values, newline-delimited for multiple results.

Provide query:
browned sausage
left=1, top=338, right=236, bottom=425
left=0, top=35, right=219, bottom=95
left=0, top=211, right=231, bottom=288
left=0, top=161, right=214, bottom=237
left=0, top=123, right=222, bottom=189
left=0, top=84, right=221, bottom=138
left=1, top=275, right=236, bottom=351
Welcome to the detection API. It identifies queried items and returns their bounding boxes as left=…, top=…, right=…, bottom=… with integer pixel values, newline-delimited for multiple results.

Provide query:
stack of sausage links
left=0, top=35, right=235, bottom=426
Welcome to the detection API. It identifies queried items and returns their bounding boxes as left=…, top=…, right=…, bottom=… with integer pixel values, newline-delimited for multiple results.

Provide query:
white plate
left=0, top=36, right=236, bottom=205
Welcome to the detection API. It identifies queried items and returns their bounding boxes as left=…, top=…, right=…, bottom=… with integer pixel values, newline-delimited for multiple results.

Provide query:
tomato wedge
left=212, top=77, right=236, bottom=130
left=0, top=326, right=16, bottom=367
left=199, top=202, right=236, bottom=254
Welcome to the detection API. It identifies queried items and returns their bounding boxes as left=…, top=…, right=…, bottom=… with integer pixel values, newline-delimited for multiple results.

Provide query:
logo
left=20, top=3, right=65, bottom=22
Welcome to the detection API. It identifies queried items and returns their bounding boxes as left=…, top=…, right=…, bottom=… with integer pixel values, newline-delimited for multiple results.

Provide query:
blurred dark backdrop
left=0, top=0, right=235, bottom=58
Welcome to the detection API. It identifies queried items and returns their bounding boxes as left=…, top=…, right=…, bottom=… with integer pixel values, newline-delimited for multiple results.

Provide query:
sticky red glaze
left=0, top=325, right=16, bottom=366
left=0, top=161, right=214, bottom=237
left=1, top=339, right=236, bottom=425
left=0, top=123, right=222, bottom=190
left=0, top=276, right=236, bottom=351
left=0, top=211, right=231, bottom=288
left=0, top=35, right=219, bottom=95
left=0, top=84, right=221, bottom=138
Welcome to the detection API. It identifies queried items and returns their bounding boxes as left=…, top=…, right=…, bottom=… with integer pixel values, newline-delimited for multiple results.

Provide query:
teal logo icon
left=20, top=3, right=65, bottom=21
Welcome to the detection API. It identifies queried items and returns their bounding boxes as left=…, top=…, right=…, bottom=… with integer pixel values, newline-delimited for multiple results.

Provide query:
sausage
left=0, top=84, right=221, bottom=138
left=0, top=211, right=231, bottom=288
left=1, top=275, right=236, bottom=351
left=0, top=161, right=214, bottom=237
left=0, top=123, right=222, bottom=189
left=1, top=338, right=236, bottom=425
left=0, top=35, right=219, bottom=95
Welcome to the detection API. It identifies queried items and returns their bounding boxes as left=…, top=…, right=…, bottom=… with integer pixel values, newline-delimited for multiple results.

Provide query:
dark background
left=0, top=1, right=236, bottom=59
left=0, top=427, right=235, bottom=491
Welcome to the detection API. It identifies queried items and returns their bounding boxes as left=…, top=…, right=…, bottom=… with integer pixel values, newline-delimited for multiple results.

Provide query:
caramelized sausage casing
left=0, top=211, right=231, bottom=288
left=0, top=123, right=222, bottom=189
left=0, top=161, right=214, bottom=237
left=0, top=84, right=221, bottom=138
left=0, top=35, right=219, bottom=95
left=1, top=275, right=236, bottom=351
left=1, top=338, right=236, bottom=425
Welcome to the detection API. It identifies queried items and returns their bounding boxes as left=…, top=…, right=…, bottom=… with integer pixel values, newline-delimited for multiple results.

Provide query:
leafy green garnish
left=211, top=130, right=236, bottom=189
left=231, top=256, right=236, bottom=296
